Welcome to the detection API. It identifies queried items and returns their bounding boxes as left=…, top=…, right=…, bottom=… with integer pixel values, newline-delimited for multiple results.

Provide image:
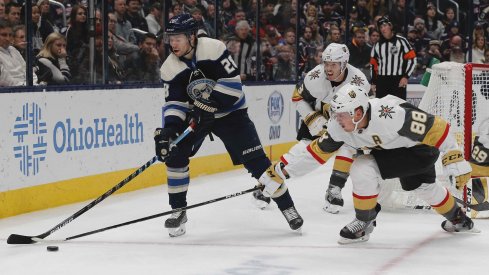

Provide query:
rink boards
left=0, top=85, right=298, bottom=218
left=0, top=84, right=426, bottom=218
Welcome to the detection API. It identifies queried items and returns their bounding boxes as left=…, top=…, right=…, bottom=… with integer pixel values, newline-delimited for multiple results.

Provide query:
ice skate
left=441, top=208, right=480, bottom=233
left=252, top=189, right=271, bottom=210
left=165, top=211, right=188, bottom=237
left=281, top=206, right=304, bottom=233
left=338, top=218, right=376, bottom=244
left=323, top=185, right=344, bottom=214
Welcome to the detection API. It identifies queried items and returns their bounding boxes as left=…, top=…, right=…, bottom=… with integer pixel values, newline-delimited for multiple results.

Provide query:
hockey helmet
left=377, top=15, right=392, bottom=29
left=330, top=83, right=370, bottom=117
left=322, top=43, right=350, bottom=71
left=164, top=14, right=198, bottom=43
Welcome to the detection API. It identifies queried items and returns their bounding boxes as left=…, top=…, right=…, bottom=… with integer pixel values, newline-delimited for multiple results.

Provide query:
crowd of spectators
left=0, top=0, right=488, bottom=87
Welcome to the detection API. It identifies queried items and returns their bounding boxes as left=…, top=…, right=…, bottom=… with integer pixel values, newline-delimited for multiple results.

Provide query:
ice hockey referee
left=370, top=15, right=417, bottom=100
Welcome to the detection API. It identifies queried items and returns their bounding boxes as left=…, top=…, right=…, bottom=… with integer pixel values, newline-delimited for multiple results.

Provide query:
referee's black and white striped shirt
left=370, top=34, right=416, bottom=84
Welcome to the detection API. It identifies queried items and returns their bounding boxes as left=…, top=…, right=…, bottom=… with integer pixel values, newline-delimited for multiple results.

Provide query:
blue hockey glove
left=154, top=128, right=179, bottom=161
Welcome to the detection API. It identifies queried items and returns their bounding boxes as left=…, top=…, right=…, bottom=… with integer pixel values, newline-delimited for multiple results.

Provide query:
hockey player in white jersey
left=468, top=119, right=489, bottom=218
left=259, top=83, right=478, bottom=244
left=155, top=14, right=303, bottom=237
left=254, top=43, right=370, bottom=214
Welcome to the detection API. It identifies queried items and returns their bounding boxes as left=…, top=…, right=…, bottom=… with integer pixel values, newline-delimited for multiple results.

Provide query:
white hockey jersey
left=292, top=64, right=371, bottom=120
left=303, top=95, right=461, bottom=167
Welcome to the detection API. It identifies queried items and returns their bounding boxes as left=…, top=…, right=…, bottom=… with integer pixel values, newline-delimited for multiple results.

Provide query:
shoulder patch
left=196, top=37, right=227, bottom=61
left=308, top=69, right=321, bottom=80
left=350, top=75, right=365, bottom=86
left=378, top=105, right=395, bottom=119
left=160, top=54, right=188, bottom=81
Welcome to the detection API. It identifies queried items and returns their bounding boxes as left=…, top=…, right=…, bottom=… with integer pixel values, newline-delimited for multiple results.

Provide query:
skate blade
left=293, top=227, right=303, bottom=235
left=337, top=234, right=370, bottom=245
left=448, top=227, right=482, bottom=234
left=323, top=204, right=340, bottom=214
left=168, top=224, right=186, bottom=237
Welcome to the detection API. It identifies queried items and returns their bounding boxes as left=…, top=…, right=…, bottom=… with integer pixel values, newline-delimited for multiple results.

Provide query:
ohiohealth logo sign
left=13, top=103, right=48, bottom=176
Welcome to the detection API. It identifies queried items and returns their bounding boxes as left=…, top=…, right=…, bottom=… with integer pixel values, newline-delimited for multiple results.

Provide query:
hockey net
left=379, top=62, right=489, bottom=215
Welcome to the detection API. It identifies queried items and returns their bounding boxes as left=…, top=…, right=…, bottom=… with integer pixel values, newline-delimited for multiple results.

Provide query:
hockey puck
left=47, top=246, right=59, bottom=252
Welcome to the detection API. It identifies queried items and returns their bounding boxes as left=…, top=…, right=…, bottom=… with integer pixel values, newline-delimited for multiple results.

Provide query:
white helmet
left=322, top=43, right=350, bottom=70
left=330, top=83, right=370, bottom=116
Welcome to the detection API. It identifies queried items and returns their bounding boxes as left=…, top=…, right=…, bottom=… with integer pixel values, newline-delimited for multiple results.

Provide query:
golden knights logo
left=348, top=90, right=356, bottom=98
left=309, top=69, right=321, bottom=80
left=378, top=105, right=395, bottom=119
left=350, top=75, right=364, bottom=86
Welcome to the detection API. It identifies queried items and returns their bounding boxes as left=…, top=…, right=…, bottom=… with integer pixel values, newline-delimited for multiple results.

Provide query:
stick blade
left=7, top=234, right=37, bottom=244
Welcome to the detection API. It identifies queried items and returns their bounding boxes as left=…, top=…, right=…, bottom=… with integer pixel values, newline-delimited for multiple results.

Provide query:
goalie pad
left=442, top=150, right=472, bottom=189
left=304, top=111, right=328, bottom=136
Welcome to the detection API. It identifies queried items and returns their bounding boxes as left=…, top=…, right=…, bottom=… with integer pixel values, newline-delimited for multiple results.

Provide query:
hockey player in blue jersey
left=154, top=14, right=303, bottom=237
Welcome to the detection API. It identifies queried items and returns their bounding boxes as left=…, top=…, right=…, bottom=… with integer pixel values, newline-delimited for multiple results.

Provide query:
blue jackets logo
left=13, top=103, right=47, bottom=176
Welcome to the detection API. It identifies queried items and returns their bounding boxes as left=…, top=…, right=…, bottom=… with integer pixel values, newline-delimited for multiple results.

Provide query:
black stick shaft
left=65, top=186, right=260, bottom=241
left=7, top=124, right=194, bottom=244
left=454, top=197, right=489, bottom=211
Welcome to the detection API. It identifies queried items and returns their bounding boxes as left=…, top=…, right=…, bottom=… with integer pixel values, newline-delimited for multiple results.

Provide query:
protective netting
left=379, top=62, right=489, bottom=212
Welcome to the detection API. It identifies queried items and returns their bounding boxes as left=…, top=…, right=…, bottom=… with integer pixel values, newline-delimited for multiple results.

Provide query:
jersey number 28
left=221, top=56, right=237, bottom=74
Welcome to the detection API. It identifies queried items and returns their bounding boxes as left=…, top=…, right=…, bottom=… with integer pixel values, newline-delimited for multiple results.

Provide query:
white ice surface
left=1, top=160, right=489, bottom=275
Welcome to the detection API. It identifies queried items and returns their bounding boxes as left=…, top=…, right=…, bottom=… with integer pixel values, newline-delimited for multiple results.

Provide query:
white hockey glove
left=258, top=162, right=288, bottom=197
left=304, top=111, right=328, bottom=136
left=442, top=150, right=472, bottom=190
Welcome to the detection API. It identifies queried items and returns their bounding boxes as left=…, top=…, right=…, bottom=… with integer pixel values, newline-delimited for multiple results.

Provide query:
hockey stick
left=51, top=186, right=261, bottom=242
left=454, top=197, right=489, bottom=211
left=7, top=123, right=195, bottom=245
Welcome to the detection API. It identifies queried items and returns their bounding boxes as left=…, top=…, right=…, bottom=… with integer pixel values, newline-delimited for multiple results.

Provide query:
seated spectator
left=35, top=32, right=71, bottom=85
left=114, top=0, right=137, bottom=45
left=298, top=26, right=320, bottom=75
left=5, top=2, right=21, bottom=27
left=190, top=6, right=214, bottom=38
left=66, top=5, right=89, bottom=83
left=95, top=33, right=126, bottom=84
left=124, top=33, right=160, bottom=83
left=325, top=24, right=342, bottom=47
left=484, top=48, right=489, bottom=64
left=226, top=8, right=246, bottom=34
left=36, top=0, right=59, bottom=33
left=12, top=24, right=26, bottom=60
left=273, top=44, right=295, bottom=81
left=347, top=23, right=371, bottom=80
left=469, top=35, right=487, bottom=64
left=0, top=0, right=5, bottom=21
left=423, top=2, right=443, bottom=39
left=442, top=34, right=465, bottom=63
left=125, top=0, right=149, bottom=34
left=413, top=18, right=431, bottom=53
left=108, top=12, right=139, bottom=65
left=367, top=28, right=380, bottom=47
left=145, top=2, right=162, bottom=35
left=225, top=20, right=257, bottom=81
left=440, top=20, right=461, bottom=42
left=0, top=21, right=36, bottom=85
left=356, top=0, right=371, bottom=25
left=28, top=3, right=54, bottom=55
left=442, top=5, right=457, bottom=28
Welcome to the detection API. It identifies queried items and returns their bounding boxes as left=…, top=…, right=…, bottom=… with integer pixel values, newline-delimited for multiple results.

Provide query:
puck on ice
left=47, top=246, right=59, bottom=252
